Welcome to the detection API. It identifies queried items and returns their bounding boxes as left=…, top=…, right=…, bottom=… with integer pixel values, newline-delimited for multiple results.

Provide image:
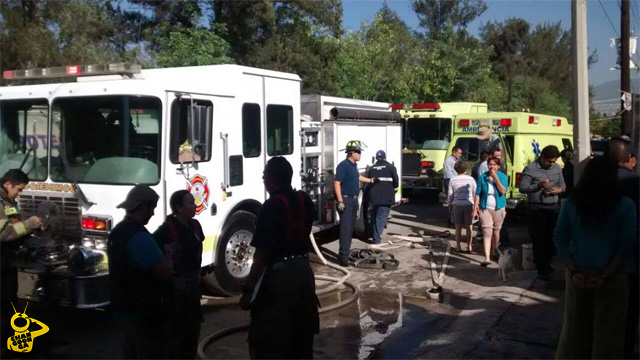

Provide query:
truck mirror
left=188, top=102, right=211, bottom=159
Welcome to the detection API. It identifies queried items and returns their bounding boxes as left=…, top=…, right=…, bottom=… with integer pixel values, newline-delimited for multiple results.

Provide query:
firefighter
left=107, top=185, right=172, bottom=359
left=334, top=140, right=375, bottom=266
left=239, top=156, right=319, bottom=359
left=0, top=169, right=42, bottom=344
left=366, top=150, right=399, bottom=244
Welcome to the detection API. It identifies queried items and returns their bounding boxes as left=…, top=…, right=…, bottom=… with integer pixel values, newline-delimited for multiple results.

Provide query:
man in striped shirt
left=444, top=146, right=463, bottom=228
left=447, top=161, right=476, bottom=253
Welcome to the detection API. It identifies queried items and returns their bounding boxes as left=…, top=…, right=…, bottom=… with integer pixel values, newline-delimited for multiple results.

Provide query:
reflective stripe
left=12, top=222, right=27, bottom=236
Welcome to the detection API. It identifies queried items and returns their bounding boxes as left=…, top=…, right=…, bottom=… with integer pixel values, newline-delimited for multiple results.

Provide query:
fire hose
left=196, top=233, right=360, bottom=359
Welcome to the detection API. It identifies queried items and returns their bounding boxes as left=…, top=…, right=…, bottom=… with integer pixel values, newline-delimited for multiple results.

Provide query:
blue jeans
left=371, top=205, right=391, bottom=244
left=339, top=196, right=359, bottom=260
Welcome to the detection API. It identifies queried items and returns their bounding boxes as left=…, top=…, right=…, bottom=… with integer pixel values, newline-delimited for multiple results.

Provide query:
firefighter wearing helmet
left=333, top=141, right=376, bottom=267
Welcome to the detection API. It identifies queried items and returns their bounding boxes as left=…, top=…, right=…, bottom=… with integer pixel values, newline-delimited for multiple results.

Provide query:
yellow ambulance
left=394, top=102, right=487, bottom=192
left=445, top=112, right=573, bottom=210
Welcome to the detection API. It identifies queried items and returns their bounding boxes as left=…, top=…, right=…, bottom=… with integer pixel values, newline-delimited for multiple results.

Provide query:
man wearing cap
left=366, top=150, right=399, bottom=245
left=108, top=185, right=172, bottom=359
left=476, top=125, right=502, bottom=155
left=334, top=140, right=375, bottom=266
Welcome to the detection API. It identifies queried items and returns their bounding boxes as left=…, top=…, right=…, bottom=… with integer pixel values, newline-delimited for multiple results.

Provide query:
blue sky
left=342, top=0, right=640, bottom=87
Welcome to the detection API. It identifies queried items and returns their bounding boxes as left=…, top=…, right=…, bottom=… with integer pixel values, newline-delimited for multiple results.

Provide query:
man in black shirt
left=239, top=157, right=319, bottom=359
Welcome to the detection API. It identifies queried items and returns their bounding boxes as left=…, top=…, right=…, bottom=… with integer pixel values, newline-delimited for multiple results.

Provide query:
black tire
left=354, top=195, right=372, bottom=240
left=202, top=210, right=256, bottom=296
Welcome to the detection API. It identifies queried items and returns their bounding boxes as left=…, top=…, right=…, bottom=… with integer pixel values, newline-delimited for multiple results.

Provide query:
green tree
left=412, top=0, right=487, bottom=40
left=1, top=0, right=130, bottom=81
left=155, top=27, right=234, bottom=68
left=333, top=3, right=422, bottom=102
left=215, top=0, right=343, bottom=94
left=481, top=18, right=530, bottom=110
left=126, top=0, right=204, bottom=52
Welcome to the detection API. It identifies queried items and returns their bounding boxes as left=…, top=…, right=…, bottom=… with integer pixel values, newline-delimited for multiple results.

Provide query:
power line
left=598, top=0, right=620, bottom=38
left=598, top=0, right=640, bottom=71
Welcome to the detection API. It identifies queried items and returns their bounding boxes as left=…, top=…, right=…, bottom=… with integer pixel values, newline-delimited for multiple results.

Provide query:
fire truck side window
left=242, top=103, right=261, bottom=158
left=266, top=105, right=294, bottom=156
left=170, top=99, right=213, bottom=164
left=455, top=138, right=480, bottom=162
left=0, top=99, right=49, bottom=181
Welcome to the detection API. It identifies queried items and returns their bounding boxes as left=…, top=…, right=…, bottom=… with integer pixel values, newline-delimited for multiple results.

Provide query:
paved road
left=10, top=192, right=567, bottom=359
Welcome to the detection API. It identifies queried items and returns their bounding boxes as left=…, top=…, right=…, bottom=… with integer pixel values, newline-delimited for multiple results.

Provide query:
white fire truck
left=0, top=64, right=402, bottom=307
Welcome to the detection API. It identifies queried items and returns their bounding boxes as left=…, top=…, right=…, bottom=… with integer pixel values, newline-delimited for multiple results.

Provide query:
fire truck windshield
left=404, top=117, right=452, bottom=150
left=0, top=99, right=49, bottom=181
left=50, top=95, right=162, bottom=185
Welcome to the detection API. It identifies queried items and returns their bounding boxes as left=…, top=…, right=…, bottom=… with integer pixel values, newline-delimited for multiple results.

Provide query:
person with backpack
left=153, top=190, right=205, bottom=359
left=239, top=157, right=319, bottom=359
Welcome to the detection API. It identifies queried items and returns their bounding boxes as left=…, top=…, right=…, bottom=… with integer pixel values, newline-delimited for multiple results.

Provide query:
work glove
left=336, top=202, right=346, bottom=213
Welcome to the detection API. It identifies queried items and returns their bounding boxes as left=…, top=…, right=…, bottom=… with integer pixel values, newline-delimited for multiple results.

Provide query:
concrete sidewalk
left=315, top=203, right=566, bottom=359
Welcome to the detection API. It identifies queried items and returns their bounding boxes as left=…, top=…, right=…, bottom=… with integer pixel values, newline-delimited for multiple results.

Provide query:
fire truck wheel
left=354, top=201, right=372, bottom=240
left=202, top=210, right=256, bottom=296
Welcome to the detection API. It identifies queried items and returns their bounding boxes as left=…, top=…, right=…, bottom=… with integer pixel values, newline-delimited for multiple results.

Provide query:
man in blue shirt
left=108, top=185, right=172, bottom=359
left=334, top=141, right=375, bottom=266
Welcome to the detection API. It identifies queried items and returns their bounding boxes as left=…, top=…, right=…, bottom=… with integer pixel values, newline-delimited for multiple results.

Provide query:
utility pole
left=571, top=0, right=591, bottom=181
left=621, top=0, right=631, bottom=136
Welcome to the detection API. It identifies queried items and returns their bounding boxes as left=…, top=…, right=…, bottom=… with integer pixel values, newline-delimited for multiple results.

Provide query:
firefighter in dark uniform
left=366, top=150, right=399, bottom=244
left=153, top=190, right=204, bottom=359
left=0, top=169, right=42, bottom=344
left=334, top=141, right=375, bottom=266
left=239, top=156, right=319, bottom=359
left=107, top=185, right=172, bottom=359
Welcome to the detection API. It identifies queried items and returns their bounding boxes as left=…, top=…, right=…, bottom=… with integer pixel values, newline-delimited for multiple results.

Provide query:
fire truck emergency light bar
left=389, top=103, right=441, bottom=111
left=3, top=63, right=141, bottom=80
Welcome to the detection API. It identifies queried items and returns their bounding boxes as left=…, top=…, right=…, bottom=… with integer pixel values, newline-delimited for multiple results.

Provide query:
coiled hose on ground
left=196, top=234, right=360, bottom=359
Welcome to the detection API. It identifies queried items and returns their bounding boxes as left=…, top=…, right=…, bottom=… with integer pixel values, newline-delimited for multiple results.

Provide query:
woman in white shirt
left=447, top=161, right=476, bottom=253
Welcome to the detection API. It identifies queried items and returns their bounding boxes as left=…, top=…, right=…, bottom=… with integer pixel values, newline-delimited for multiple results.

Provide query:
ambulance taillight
left=515, top=172, right=522, bottom=186
left=500, top=118, right=512, bottom=127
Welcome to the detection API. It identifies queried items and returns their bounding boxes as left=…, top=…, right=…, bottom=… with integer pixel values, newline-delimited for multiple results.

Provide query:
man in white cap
left=476, top=125, right=502, bottom=155
left=108, top=185, right=172, bottom=358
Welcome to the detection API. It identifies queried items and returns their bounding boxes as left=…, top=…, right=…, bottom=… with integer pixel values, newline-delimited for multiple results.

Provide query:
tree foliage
left=413, top=0, right=487, bottom=39
left=155, top=27, right=233, bottom=68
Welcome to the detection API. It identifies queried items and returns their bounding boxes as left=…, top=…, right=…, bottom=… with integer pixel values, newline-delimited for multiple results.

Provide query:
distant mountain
left=592, top=76, right=640, bottom=115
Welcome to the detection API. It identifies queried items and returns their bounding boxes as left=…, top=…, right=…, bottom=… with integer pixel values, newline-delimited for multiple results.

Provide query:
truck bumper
left=17, top=267, right=110, bottom=309
left=402, top=176, right=442, bottom=190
